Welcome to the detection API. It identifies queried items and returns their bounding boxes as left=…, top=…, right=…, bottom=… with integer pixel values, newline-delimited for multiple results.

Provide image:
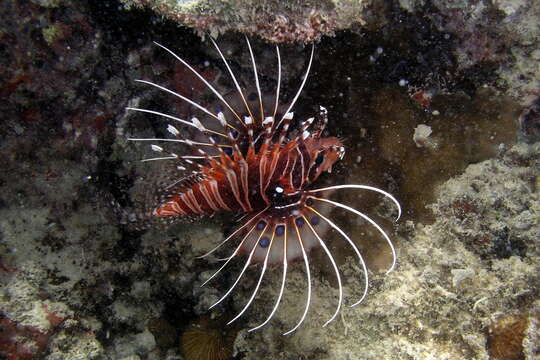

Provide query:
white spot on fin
left=217, top=112, right=227, bottom=127
left=191, top=117, right=205, bottom=131
left=167, top=124, right=180, bottom=136
left=263, top=116, right=274, bottom=125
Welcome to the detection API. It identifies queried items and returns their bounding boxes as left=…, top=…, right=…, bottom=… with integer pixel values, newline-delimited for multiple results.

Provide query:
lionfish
left=127, top=37, right=401, bottom=334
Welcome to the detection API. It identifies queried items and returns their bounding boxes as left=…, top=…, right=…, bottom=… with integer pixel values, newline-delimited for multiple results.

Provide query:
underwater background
left=1, top=0, right=539, bottom=359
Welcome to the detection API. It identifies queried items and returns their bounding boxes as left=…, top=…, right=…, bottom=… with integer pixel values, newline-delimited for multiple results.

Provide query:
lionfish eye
left=315, top=152, right=325, bottom=166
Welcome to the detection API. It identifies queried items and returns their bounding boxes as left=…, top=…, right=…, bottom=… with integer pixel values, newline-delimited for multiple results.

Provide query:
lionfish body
left=128, top=38, right=401, bottom=334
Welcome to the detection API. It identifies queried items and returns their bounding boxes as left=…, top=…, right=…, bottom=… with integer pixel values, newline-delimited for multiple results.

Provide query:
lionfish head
left=304, top=136, right=345, bottom=180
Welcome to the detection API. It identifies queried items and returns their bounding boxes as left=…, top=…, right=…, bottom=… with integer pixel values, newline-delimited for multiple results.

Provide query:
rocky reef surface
left=1, top=0, right=538, bottom=359
left=120, top=0, right=540, bottom=105
left=232, top=142, right=539, bottom=359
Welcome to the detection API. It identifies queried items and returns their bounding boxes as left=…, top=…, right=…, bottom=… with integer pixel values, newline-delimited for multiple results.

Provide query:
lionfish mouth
left=126, top=37, right=401, bottom=334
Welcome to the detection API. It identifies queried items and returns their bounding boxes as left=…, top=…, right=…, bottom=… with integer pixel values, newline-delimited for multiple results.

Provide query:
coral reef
left=233, top=143, right=539, bottom=359
left=120, top=0, right=539, bottom=104
left=1, top=0, right=538, bottom=359
left=119, top=0, right=364, bottom=43
left=426, top=0, right=540, bottom=106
